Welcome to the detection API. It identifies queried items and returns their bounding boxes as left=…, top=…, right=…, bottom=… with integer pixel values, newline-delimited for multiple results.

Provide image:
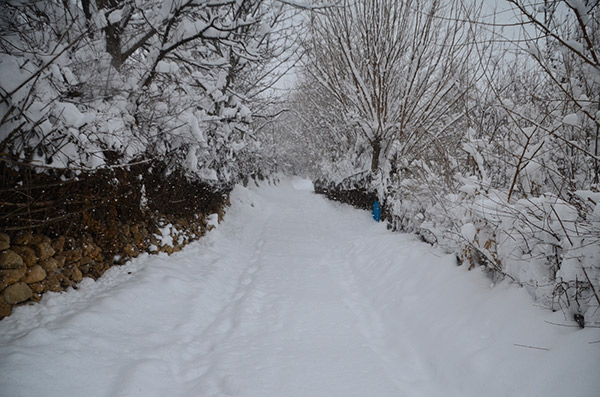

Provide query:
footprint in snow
left=220, top=375, right=240, bottom=395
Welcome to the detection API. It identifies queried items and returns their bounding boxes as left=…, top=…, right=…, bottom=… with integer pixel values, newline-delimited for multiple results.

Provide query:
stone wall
left=314, top=179, right=377, bottom=212
left=0, top=206, right=226, bottom=319
left=0, top=159, right=230, bottom=320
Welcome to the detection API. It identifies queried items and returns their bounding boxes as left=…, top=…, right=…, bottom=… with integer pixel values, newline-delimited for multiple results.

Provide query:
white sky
left=271, top=0, right=534, bottom=92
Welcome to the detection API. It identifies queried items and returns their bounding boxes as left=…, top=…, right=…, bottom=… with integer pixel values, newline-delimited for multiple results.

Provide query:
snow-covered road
left=1, top=179, right=598, bottom=396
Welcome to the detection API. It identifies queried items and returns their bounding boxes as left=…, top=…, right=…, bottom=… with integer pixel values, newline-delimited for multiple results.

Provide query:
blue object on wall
left=373, top=200, right=381, bottom=222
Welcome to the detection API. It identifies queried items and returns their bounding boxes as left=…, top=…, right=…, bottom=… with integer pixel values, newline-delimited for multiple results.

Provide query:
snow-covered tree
left=300, top=0, right=480, bottom=189
left=0, top=0, right=303, bottom=184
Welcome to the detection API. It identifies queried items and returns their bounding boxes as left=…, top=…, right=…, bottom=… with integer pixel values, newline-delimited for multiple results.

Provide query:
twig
left=0, top=179, right=78, bottom=192
left=0, top=153, right=154, bottom=171
left=0, top=28, right=89, bottom=105
left=551, top=206, right=573, bottom=246
left=545, top=320, right=580, bottom=328
left=0, top=200, right=57, bottom=207
left=581, top=266, right=600, bottom=307
left=514, top=343, right=549, bottom=351
left=545, top=320, right=600, bottom=328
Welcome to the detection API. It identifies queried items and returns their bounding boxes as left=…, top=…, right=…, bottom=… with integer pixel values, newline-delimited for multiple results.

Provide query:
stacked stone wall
left=1, top=160, right=230, bottom=319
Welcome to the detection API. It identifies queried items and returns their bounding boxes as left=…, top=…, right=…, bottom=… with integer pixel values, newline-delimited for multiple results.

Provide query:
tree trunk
left=371, top=137, right=381, bottom=173
left=105, top=24, right=122, bottom=69
left=96, top=0, right=122, bottom=69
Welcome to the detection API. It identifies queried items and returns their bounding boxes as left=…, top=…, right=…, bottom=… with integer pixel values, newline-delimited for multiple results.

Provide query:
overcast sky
left=272, top=0, right=529, bottom=92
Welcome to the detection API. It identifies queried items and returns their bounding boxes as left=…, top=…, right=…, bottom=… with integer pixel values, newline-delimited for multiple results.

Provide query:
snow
left=462, top=128, right=488, bottom=182
left=575, top=190, right=600, bottom=216
left=187, top=113, right=205, bottom=143
left=199, top=167, right=218, bottom=181
left=156, top=225, right=173, bottom=247
left=562, top=113, right=580, bottom=126
left=460, top=222, right=477, bottom=242
left=107, top=10, right=122, bottom=25
left=0, top=54, right=29, bottom=94
left=206, top=213, right=219, bottom=228
left=55, top=102, right=88, bottom=128
left=564, top=40, right=584, bottom=54
left=186, top=147, right=198, bottom=172
left=156, top=60, right=179, bottom=74
left=1, top=179, right=598, bottom=396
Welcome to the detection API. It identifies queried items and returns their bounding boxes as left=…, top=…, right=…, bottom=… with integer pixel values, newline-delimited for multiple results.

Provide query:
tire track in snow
left=190, top=212, right=276, bottom=395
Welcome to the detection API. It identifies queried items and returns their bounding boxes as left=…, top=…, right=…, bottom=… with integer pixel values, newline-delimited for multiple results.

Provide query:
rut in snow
left=1, top=179, right=598, bottom=397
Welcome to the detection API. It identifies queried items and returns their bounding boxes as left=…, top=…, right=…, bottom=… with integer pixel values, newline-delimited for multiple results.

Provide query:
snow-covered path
left=1, top=179, right=598, bottom=396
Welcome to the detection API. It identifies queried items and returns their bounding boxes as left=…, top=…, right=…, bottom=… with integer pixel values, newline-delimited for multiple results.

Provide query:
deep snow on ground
left=1, top=178, right=598, bottom=397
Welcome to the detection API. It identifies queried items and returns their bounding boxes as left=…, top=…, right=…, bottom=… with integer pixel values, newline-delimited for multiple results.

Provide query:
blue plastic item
left=372, top=200, right=381, bottom=222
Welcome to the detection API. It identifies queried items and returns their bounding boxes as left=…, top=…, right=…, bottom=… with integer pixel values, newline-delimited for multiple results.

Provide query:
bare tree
left=301, top=0, right=479, bottom=182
